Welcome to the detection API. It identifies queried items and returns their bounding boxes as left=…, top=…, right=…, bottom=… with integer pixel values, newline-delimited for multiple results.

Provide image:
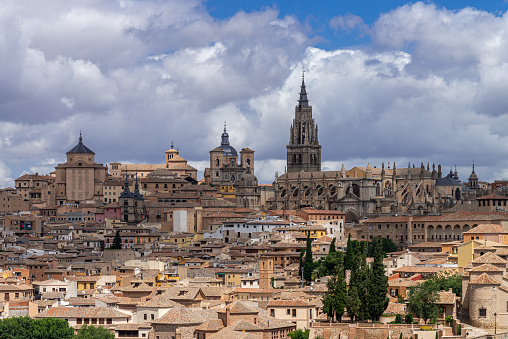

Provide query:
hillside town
left=1, top=77, right=508, bottom=339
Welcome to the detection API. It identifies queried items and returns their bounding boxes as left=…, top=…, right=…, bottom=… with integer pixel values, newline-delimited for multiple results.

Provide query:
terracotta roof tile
left=464, top=224, right=507, bottom=234
left=469, top=273, right=501, bottom=285
left=468, top=264, right=505, bottom=272
left=267, top=300, right=311, bottom=307
left=472, top=252, right=507, bottom=264
left=35, top=306, right=130, bottom=319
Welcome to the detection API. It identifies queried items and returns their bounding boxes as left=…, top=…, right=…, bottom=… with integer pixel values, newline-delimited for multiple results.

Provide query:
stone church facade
left=272, top=75, right=465, bottom=222
left=204, top=125, right=260, bottom=209
left=54, top=134, right=108, bottom=205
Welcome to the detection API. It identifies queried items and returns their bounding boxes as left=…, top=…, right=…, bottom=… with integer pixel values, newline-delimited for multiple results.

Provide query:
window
left=286, top=309, right=290, bottom=315
left=479, top=308, right=486, bottom=317
left=151, top=314, right=155, bottom=320
left=270, top=309, right=275, bottom=317
left=144, top=314, right=147, bottom=320
left=292, top=309, right=296, bottom=317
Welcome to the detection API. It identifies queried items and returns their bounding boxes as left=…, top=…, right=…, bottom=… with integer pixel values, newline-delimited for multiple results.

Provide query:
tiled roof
left=153, top=306, right=216, bottom=324
left=267, top=300, right=311, bottom=307
left=384, top=302, right=406, bottom=315
left=468, top=264, right=505, bottom=272
left=217, top=300, right=258, bottom=314
left=437, top=291, right=458, bottom=304
left=471, top=252, right=507, bottom=264
left=464, top=224, right=507, bottom=234
left=195, top=319, right=225, bottom=332
left=139, top=294, right=183, bottom=308
left=208, top=326, right=260, bottom=339
left=35, top=306, right=130, bottom=319
left=469, top=273, right=501, bottom=285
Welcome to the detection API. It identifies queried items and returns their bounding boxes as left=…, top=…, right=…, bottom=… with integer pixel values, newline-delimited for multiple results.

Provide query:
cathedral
left=272, top=74, right=468, bottom=222
left=204, top=125, right=260, bottom=209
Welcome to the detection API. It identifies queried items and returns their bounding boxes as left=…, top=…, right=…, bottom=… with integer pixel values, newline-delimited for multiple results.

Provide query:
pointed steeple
left=133, top=174, right=143, bottom=200
left=298, top=70, right=309, bottom=108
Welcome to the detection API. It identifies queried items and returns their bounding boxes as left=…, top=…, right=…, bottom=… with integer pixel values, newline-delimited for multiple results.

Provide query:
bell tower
left=286, top=71, right=321, bottom=173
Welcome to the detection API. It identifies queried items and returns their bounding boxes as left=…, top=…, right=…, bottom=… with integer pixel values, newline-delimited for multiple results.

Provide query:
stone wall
left=310, top=322, right=439, bottom=339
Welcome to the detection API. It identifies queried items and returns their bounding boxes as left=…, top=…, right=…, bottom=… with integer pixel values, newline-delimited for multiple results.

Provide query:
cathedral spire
left=298, top=70, right=309, bottom=108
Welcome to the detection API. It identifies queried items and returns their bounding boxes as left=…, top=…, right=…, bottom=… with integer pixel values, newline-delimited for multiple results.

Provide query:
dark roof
left=298, top=74, right=309, bottom=108
left=218, top=124, right=237, bottom=157
left=66, top=134, right=94, bottom=154
left=435, top=170, right=461, bottom=186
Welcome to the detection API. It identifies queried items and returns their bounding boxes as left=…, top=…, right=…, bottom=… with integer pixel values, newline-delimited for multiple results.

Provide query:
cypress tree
left=329, top=238, right=336, bottom=254
left=112, top=230, right=122, bottom=249
left=344, top=234, right=355, bottom=271
left=334, top=265, right=347, bottom=322
left=357, top=242, right=370, bottom=320
left=368, top=237, right=389, bottom=321
left=303, top=232, right=314, bottom=283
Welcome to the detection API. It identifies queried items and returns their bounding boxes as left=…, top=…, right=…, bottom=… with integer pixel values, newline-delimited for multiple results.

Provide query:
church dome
left=219, top=124, right=237, bottom=156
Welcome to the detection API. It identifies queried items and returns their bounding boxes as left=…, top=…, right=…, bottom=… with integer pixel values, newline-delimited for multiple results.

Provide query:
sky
left=2, top=0, right=508, bottom=187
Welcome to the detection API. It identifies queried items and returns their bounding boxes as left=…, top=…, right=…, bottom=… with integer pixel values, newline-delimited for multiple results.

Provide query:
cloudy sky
left=2, top=0, right=508, bottom=187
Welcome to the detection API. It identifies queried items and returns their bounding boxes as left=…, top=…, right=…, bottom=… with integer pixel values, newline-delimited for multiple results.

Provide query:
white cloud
left=1, top=1, right=508, bottom=189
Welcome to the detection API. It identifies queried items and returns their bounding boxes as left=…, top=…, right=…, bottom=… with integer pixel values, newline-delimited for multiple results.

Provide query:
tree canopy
left=0, top=317, right=74, bottom=339
left=75, top=325, right=114, bottom=339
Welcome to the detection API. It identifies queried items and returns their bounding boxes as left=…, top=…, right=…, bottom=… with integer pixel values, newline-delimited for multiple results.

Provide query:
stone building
left=286, top=73, right=321, bottom=173
left=462, top=251, right=508, bottom=329
left=273, top=77, right=474, bottom=220
left=119, top=176, right=145, bottom=225
left=54, top=134, right=108, bottom=205
left=355, top=211, right=508, bottom=250
left=204, top=125, right=260, bottom=209
left=110, top=143, right=197, bottom=180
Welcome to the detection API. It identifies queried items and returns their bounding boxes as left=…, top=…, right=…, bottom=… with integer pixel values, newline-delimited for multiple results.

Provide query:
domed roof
left=219, top=124, right=237, bottom=157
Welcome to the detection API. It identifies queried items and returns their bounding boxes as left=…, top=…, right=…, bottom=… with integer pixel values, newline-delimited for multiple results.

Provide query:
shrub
left=395, top=314, right=403, bottom=324
left=456, top=325, right=461, bottom=335
left=445, top=315, right=452, bottom=324
left=405, top=313, right=413, bottom=324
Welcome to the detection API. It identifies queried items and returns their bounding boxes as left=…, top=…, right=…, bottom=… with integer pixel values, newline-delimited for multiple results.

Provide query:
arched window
left=298, top=154, right=302, bottom=163
left=216, top=158, right=220, bottom=167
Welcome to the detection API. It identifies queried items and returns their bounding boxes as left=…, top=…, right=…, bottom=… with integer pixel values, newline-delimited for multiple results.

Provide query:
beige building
left=462, top=251, right=508, bottom=329
left=0, top=188, right=29, bottom=214
left=267, top=299, right=318, bottom=330
left=355, top=211, right=508, bottom=251
left=110, top=144, right=197, bottom=180
left=54, top=134, right=108, bottom=205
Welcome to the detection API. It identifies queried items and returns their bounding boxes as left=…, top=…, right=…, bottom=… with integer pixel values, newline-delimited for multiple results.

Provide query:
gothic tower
left=286, top=72, right=321, bottom=173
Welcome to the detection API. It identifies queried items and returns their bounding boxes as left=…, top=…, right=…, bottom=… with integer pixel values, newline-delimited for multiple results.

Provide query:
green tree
left=0, top=316, right=33, bottom=339
left=299, top=248, right=306, bottom=280
left=32, top=318, right=73, bottom=339
left=303, top=233, right=314, bottom=283
left=329, top=238, right=336, bottom=254
left=322, top=266, right=347, bottom=322
left=75, top=325, right=114, bottom=339
left=288, top=329, right=310, bottom=339
left=431, top=272, right=462, bottom=297
left=356, top=243, right=370, bottom=320
left=344, top=234, right=355, bottom=271
left=111, top=230, right=122, bottom=249
left=368, top=237, right=389, bottom=321
left=408, top=279, right=440, bottom=324
left=346, top=243, right=364, bottom=321
left=311, top=263, right=327, bottom=281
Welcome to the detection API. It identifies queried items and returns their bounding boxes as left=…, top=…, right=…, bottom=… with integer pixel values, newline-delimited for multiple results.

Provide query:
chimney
left=226, top=307, right=231, bottom=326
